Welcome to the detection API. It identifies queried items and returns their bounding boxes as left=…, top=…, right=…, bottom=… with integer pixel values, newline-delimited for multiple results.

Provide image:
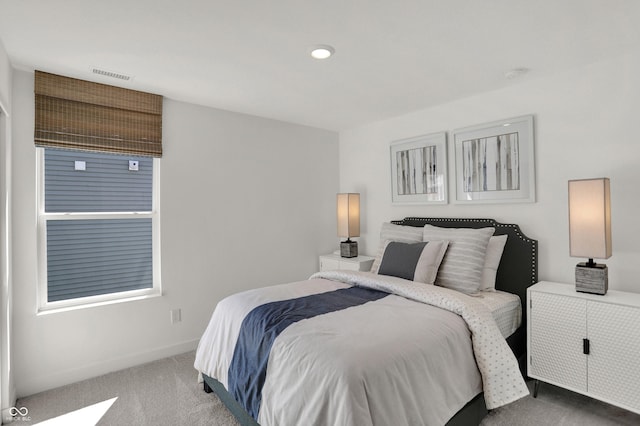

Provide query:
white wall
left=0, top=40, right=9, bottom=111
left=339, top=52, right=640, bottom=293
left=0, top=37, right=15, bottom=417
left=11, top=68, right=339, bottom=397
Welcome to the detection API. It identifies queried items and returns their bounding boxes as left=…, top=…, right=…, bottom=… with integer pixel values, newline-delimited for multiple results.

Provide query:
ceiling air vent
left=92, top=68, right=132, bottom=81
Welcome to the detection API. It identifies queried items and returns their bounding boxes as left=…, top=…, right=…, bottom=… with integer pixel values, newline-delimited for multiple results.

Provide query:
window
left=37, top=148, right=161, bottom=312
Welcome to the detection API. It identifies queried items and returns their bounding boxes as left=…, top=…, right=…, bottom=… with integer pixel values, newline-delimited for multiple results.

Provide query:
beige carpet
left=14, top=351, right=640, bottom=425
left=482, top=380, right=640, bottom=426
left=15, top=352, right=238, bottom=425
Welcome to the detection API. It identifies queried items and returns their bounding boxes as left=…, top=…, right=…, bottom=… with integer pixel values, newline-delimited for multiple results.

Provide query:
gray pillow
left=422, top=225, right=495, bottom=294
left=376, top=240, right=449, bottom=284
left=370, top=223, right=424, bottom=273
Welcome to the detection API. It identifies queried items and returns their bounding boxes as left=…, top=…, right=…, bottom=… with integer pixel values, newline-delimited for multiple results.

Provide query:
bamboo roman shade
left=34, top=70, right=163, bottom=157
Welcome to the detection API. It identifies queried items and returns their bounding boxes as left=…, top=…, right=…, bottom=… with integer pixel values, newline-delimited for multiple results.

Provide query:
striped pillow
left=370, top=223, right=424, bottom=273
left=422, top=224, right=495, bottom=294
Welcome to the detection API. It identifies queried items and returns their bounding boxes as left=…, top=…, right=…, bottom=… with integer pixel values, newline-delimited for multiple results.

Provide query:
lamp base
left=575, top=262, right=608, bottom=295
left=340, top=240, right=358, bottom=258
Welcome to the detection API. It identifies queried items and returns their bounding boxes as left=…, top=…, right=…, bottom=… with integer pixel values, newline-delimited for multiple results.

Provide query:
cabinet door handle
left=583, top=338, right=590, bottom=355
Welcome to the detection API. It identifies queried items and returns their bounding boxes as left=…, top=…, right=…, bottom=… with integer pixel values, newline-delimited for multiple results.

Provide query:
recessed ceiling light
left=310, top=45, right=335, bottom=60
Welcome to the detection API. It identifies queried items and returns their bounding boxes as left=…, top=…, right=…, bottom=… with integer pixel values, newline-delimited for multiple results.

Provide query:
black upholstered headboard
left=391, top=217, right=538, bottom=361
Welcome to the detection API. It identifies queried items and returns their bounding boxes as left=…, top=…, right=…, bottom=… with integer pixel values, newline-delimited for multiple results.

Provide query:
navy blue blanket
left=227, top=286, right=388, bottom=419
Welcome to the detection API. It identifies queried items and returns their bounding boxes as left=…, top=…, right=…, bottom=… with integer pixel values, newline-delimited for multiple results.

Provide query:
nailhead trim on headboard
left=390, top=217, right=538, bottom=285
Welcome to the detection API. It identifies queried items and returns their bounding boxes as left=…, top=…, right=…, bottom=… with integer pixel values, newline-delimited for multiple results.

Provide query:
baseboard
left=0, top=384, right=17, bottom=425
left=16, top=339, right=199, bottom=398
left=2, top=407, right=15, bottom=424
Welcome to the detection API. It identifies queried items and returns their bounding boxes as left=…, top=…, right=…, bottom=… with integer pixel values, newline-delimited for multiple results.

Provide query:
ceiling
left=0, top=0, right=639, bottom=131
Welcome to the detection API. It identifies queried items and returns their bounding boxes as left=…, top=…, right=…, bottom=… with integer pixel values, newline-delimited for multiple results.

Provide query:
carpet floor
left=14, top=351, right=640, bottom=425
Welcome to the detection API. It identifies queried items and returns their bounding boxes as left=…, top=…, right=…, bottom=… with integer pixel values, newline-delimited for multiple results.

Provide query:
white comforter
left=194, top=271, right=529, bottom=426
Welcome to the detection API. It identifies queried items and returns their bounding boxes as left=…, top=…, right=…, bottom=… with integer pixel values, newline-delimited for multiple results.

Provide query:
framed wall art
left=453, top=115, right=535, bottom=204
left=390, top=132, right=447, bottom=204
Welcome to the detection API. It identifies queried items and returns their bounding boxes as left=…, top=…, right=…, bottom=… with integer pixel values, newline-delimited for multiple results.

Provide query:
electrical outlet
left=170, top=308, right=182, bottom=324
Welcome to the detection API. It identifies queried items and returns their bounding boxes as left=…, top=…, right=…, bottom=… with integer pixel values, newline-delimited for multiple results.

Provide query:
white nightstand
left=319, top=253, right=374, bottom=272
left=527, top=281, right=640, bottom=414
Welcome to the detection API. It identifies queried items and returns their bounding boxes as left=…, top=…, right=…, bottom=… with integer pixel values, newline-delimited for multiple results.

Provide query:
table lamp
left=337, top=193, right=360, bottom=258
left=568, top=178, right=612, bottom=295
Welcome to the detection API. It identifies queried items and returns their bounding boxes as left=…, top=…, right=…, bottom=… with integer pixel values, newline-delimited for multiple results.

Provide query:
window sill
left=37, top=289, right=162, bottom=316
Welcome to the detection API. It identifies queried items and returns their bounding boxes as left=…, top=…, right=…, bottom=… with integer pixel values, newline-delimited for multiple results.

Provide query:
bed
left=194, top=217, right=538, bottom=426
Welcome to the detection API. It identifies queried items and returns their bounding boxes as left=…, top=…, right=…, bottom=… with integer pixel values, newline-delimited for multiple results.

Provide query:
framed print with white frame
left=390, top=132, right=447, bottom=205
left=453, top=115, right=535, bottom=204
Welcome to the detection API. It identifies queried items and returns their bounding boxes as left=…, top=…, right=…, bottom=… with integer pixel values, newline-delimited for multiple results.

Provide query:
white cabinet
left=319, top=253, right=374, bottom=272
left=527, top=281, right=640, bottom=414
left=587, top=302, right=640, bottom=410
left=528, top=288, right=587, bottom=392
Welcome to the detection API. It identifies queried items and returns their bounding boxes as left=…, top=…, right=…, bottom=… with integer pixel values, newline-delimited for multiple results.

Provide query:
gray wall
left=11, top=68, right=339, bottom=396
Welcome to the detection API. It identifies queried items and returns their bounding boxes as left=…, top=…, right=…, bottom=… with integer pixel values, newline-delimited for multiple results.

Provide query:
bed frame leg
left=533, top=380, right=540, bottom=398
left=203, top=381, right=213, bottom=393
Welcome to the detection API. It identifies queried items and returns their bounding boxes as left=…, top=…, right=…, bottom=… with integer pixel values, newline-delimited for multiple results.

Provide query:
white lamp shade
left=568, top=178, right=612, bottom=260
left=337, top=193, right=360, bottom=238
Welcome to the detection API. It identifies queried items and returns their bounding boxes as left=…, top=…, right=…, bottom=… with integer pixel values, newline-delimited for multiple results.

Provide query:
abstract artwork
left=453, top=115, right=535, bottom=203
left=396, top=145, right=439, bottom=195
left=461, top=132, right=520, bottom=192
left=390, top=132, right=447, bottom=204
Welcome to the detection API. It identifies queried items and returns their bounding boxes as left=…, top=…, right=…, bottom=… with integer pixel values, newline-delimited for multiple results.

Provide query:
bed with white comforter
left=194, top=270, right=529, bottom=426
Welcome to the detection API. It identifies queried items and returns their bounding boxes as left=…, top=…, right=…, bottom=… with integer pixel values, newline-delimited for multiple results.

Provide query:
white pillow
left=375, top=240, right=449, bottom=285
left=370, top=223, right=424, bottom=273
left=479, top=235, right=508, bottom=292
left=422, top=224, right=495, bottom=294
